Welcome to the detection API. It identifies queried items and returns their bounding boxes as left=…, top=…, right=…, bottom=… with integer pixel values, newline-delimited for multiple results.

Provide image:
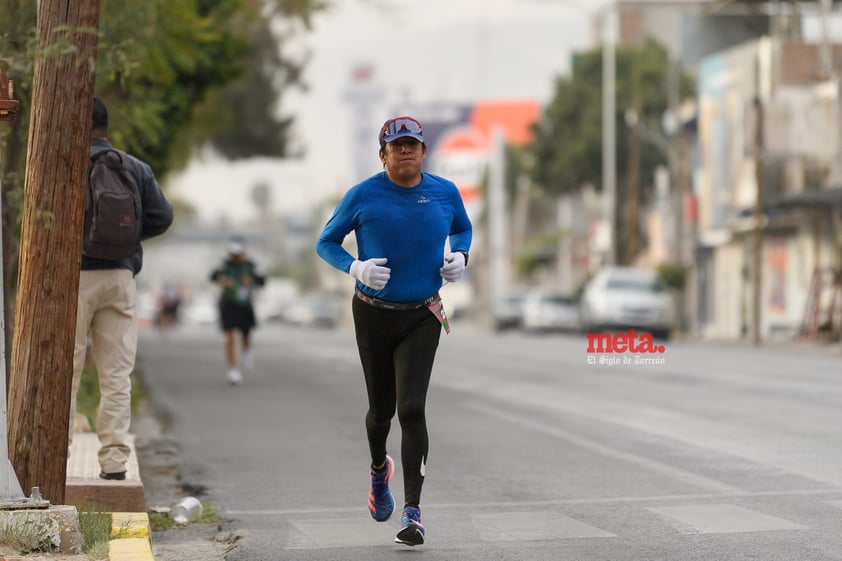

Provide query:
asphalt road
left=137, top=321, right=842, bottom=561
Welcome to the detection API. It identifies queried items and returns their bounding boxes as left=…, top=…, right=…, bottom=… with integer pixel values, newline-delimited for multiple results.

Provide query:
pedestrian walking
left=155, top=280, right=182, bottom=333
left=70, top=96, right=174, bottom=480
left=210, top=237, right=265, bottom=385
left=316, top=115, right=472, bottom=546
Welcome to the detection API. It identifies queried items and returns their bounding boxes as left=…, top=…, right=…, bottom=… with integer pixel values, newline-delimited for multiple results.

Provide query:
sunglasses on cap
left=379, top=116, right=424, bottom=146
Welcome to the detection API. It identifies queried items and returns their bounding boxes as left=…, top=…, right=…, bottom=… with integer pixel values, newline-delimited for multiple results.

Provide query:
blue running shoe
left=368, top=455, right=395, bottom=522
left=394, top=506, right=425, bottom=546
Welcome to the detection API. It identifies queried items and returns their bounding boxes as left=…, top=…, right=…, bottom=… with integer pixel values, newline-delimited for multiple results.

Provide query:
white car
left=493, top=292, right=527, bottom=331
left=181, top=294, right=219, bottom=326
left=579, top=266, right=674, bottom=339
left=521, top=290, right=581, bottom=332
left=282, top=293, right=341, bottom=328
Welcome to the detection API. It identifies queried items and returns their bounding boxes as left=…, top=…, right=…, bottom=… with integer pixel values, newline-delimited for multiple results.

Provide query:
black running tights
left=352, top=295, right=442, bottom=508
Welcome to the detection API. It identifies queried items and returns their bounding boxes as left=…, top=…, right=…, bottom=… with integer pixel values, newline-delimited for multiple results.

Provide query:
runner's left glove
left=350, top=257, right=391, bottom=290
left=440, top=252, right=466, bottom=282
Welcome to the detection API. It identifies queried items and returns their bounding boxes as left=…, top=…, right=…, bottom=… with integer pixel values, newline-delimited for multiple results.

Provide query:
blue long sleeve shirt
left=316, top=171, right=472, bottom=303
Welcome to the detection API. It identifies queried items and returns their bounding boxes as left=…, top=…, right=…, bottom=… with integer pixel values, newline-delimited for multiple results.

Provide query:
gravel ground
left=134, top=399, right=236, bottom=561
left=0, top=394, right=234, bottom=560
left=0, top=554, right=89, bottom=561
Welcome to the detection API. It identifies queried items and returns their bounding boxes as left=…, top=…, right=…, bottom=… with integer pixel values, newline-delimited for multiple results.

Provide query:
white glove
left=349, top=258, right=391, bottom=290
left=440, top=252, right=466, bottom=282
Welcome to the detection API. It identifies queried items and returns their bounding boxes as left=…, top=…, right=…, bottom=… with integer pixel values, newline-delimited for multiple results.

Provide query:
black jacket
left=81, top=138, right=174, bottom=275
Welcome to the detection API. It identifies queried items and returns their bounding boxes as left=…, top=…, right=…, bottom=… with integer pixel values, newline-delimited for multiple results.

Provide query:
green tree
left=0, top=0, right=328, bottom=348
left=95, top=0, right=260, bottom=175
left=531, top=38, right=693, bottom=196
left=204, top=0, right=329, bottom=158
left=529, top=38, right=695, bottom=262
left=202, top=11, right=300, bottom=159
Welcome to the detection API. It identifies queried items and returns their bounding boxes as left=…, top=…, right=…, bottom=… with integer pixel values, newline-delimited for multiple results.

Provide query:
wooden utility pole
left=7, top=0, right=100, bottom=504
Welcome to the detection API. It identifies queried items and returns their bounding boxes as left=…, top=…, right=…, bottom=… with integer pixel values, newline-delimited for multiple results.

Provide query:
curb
left=109, top=512, right=154, bottom=561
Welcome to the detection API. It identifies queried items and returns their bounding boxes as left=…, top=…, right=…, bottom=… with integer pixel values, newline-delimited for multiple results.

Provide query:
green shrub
left=78, top=506, right=112, bottom=554
left=0, top=516, right=57, bottom=553
left=197, top=501, right=220, bottom=524
left=657, top=261, right=687, bottom=290
left=149, top=500, right=220, bottom=531
left=148, top=511, right=179, bottom=531
left=76, top=367, right=146, bottom=431
left=75, top=366, right=101, bottom=430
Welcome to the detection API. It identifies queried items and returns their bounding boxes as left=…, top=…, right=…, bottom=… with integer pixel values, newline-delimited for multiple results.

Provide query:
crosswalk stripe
left=646, top=503, right=809, bottom=534
left=284, top=517, right=397, bottom=548
left=269, top=500, right=824, bottom=549
left=472, top=511, right=615, bottom=541
left=225, top=488, right=840, bottom=516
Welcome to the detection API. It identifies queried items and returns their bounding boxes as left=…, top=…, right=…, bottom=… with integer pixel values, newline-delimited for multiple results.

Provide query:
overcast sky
left=168, top=0, right=596, bottom=225
left=168, top=1, right=842, bottom=226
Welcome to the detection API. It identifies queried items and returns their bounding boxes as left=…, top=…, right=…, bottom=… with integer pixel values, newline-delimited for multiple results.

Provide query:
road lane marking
left=647, top=503, right=809, bottom=534
left=284, top=517, right=396, bottom=549
left=224, top=488, right=841, bottom=516
left=466, top=401, right=743, bottom=494
left=472, top=511, right=615, bottom=541
left=436, top=365, right=842, bottom=489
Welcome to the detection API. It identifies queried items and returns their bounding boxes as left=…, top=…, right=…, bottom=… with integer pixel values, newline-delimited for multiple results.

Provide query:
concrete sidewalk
left=66, top=432, right=145, bottom=512
left=66, top=432, right=154, bottom=561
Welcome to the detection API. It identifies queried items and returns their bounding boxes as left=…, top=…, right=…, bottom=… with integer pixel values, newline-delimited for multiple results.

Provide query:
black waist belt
left=355, top=288, right=439, bottom=311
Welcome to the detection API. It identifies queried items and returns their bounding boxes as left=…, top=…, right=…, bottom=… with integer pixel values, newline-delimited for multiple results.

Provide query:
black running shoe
left=395, top=506, right=424, bottom=546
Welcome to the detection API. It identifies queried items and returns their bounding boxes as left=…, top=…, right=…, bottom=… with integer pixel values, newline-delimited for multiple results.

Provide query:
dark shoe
left=99, top=471, right=126, bottom=481
left=395, top=506, right=425, bottom=546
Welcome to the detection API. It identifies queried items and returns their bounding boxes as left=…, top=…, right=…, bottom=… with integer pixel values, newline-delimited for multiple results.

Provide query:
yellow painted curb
left=108, top=537, right=154, bottom=561
left=109, top=512, right=154, bottom=561
left=112, top=512, right=151, bottom=540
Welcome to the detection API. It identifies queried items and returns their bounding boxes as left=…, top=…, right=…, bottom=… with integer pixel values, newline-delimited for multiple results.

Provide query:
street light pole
left=752, top=48, right=766, bottom=346
left=602, top=5, right=617, bottom=266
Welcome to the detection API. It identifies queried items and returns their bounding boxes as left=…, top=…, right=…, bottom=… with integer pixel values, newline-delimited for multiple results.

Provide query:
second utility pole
left=752, top=54, right=765, bottom=346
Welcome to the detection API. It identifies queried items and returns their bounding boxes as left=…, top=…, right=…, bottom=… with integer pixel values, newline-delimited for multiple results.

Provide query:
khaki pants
left=69, top=269, right=137, bottom=474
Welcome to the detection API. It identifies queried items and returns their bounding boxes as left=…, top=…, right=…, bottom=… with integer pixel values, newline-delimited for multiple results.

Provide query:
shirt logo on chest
left=417, top=195, right=430, bottom=204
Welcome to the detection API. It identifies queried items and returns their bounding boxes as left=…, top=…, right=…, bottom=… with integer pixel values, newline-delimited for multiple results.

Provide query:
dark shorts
left=161, top=302, right=179, bottom=316
left=219, top=299, right=256, bottom=334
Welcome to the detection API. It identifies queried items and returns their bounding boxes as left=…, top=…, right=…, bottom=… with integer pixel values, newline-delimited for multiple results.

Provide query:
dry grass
left=0, top=552, right=89, bottom=560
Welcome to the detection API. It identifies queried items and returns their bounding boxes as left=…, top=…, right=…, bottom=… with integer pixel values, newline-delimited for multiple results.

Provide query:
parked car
left=579, top=266, right=674, bottom=339
left=493, top=292, right=527, bottom=331
left=282, top=293, right=341, bottom=328
left=521, top=290, right=580, bottom=332
left=181, top=292, right=218, bottom=326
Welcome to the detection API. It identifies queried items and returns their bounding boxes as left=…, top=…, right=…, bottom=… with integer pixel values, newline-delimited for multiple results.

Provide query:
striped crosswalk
left=225, top=494, right=839, bottom=550
left=645, top=503, right=809, bottom=534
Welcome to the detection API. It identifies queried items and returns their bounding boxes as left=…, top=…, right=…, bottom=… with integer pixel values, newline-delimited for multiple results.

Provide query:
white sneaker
left=241, top=349, right=254, bottom=370
left=226, top=369, right=243, bottom=386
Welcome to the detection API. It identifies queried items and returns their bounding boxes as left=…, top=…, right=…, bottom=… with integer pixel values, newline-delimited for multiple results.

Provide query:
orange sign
left=429, top=127, right=490, bottom=204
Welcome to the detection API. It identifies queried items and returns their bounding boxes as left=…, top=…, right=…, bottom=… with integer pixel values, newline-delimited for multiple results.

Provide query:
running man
left=210, top=238, right=265, bottom=385
left=316, top=115, right=472, bottom=546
